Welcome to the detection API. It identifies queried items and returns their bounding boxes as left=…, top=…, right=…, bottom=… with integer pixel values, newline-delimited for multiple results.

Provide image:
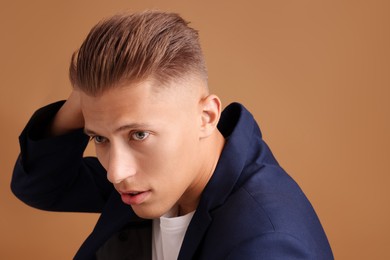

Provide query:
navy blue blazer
left=12, top=102, right=333, bottom=259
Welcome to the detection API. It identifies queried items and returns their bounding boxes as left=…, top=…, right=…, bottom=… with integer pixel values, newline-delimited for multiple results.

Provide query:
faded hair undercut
left=69, top=10, right=208, bottom=95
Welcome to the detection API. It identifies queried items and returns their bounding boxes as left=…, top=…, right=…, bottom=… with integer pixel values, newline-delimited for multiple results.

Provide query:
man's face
left=80, top=80, right=208, bottom=219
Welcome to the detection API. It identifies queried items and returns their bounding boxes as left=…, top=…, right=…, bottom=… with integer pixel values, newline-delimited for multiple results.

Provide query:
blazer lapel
left=75, top=192, right=146, bottom=259
left=178, top=209, right=212, bottom=259
left=178, top=104, right=255, bottom=259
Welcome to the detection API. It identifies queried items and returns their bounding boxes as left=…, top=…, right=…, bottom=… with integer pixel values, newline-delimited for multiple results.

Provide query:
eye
left=91, top=135, right=108, bottom=144
left=131, top=131, right=150, bottom=141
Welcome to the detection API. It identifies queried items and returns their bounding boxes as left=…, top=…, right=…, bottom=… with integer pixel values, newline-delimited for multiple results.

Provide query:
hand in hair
left=49, top=90, right=84, bottom=136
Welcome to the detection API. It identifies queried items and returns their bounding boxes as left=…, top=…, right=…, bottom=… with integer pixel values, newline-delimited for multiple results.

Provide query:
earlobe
left=199, top=94, right=222, bottom=138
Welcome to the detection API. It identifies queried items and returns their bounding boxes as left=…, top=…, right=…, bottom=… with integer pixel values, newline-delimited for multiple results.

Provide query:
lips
left=120, top=190, right=151, bottom=206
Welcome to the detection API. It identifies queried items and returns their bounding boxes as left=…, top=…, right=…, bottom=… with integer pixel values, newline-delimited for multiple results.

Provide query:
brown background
left=1, top=0, right=389, bottom=259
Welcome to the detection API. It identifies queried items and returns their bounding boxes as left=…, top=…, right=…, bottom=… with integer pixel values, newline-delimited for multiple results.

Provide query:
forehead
left=80, top=83, right=163, bottom=123
left=80, top=80, right=202, bottom=132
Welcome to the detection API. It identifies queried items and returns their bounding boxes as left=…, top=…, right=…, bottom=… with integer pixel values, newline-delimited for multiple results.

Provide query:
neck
left=177, top=130, right=226, bottom=216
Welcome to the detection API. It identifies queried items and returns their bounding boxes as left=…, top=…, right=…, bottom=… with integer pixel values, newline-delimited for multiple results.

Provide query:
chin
left=131, top=206, right=166, bottom=219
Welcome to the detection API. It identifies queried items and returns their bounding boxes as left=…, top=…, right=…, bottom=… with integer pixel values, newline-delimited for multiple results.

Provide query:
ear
left=199, top=94, right=222, bottom=138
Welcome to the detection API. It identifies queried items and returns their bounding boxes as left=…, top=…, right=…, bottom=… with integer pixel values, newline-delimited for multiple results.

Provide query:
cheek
left=154, top=129, right=199, bottom=173
left=140, top=137, right=187, bottom=173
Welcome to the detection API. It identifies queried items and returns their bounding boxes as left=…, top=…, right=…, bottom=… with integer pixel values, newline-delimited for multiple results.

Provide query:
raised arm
left=11, top=91, right=113, bottom=213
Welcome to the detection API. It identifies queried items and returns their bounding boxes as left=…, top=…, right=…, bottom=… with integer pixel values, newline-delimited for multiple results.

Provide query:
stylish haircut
left=69, top=10, right=208, bottom=96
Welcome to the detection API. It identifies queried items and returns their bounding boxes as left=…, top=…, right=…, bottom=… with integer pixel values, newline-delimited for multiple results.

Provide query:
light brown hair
left=69, top=10, right=207, bottom=95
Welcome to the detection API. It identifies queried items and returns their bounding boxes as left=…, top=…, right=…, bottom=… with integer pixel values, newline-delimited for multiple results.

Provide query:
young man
left=11, top=10, right=333, bottom=259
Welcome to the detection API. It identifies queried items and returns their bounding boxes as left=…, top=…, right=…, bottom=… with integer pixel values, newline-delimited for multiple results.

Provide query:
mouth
left=119, top=190, right=151, bottom=206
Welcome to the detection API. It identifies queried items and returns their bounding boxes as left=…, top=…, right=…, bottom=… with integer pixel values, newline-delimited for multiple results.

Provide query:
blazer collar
left=179, top=103, right=257, bottom=259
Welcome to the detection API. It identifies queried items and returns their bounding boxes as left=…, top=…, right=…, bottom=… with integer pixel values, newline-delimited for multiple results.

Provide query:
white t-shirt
left=152, top=207, right=195, bottom=260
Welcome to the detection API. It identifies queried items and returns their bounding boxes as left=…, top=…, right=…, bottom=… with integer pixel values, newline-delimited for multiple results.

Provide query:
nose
left=106, top=146, right=137, bottom=184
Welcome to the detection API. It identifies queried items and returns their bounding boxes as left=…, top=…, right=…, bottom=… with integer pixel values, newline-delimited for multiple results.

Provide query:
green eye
left=132, top=131, right=150, bottom=141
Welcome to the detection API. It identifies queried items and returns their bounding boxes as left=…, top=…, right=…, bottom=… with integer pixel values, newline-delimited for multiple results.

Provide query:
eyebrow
left=84, top=123, right=152, bottom=136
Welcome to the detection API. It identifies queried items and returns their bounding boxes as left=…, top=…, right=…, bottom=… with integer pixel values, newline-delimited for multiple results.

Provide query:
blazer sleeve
left=226, top=232, right=316, bottom=260
left=11, top=101, right=113, bottom=213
